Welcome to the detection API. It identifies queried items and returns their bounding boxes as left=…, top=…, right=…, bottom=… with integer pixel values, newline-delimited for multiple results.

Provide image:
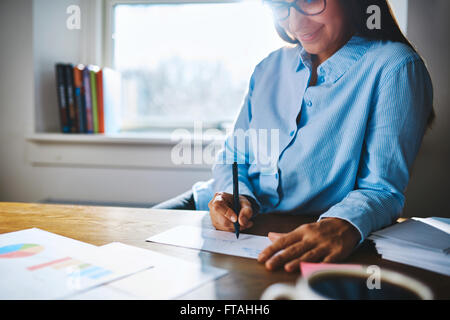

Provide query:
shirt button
left=306, top=100, right=312, bottom=107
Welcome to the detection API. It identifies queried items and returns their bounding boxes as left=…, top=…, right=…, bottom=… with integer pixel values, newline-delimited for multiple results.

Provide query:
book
left=73, top=64, right=86, bottom=133
left=55, top=64, right=70, bottom=133
left=56, top=62, right=122, bottom=134
left=96, top=69, right=105, bottom=134
left=64, top=64, right=78, bottom=133
left=88, top=65, right=101, bottom=133
left=82, top=67, right=94, bottom=133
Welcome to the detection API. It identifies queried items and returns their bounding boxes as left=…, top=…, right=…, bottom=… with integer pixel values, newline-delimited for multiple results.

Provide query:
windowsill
left=26, top=132, right=224, bottom=170
left=26, top=131, right=225, bottom=146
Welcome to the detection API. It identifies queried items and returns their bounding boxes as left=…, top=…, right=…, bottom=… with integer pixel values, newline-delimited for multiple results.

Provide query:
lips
left=296, top=26, right=323, bottom=42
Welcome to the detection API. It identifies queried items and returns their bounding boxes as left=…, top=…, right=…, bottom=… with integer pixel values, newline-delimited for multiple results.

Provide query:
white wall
left=34, top=0, right=82, bottom=133
left=0, top=0, right=35, bottom=202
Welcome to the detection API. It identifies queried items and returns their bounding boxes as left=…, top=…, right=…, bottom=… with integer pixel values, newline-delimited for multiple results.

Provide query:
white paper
left=412, top=217, right=450, bottom=235
left=71, top=242, right=228, bottom=299
left=0, top=228, right=153, bottom=299
left=368, top=217, right=450, bottom=276
left=370, top=218, right=450, bottom=253
left=146, top=226, right=272, bottom=259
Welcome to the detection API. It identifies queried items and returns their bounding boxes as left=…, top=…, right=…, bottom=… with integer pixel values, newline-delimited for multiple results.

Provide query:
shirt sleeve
left=318, top=57, right=433, bottom=244
left=211, top=71, right=261, bottom=213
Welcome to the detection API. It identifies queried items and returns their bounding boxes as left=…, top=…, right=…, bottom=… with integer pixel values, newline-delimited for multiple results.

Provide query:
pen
left=232, top=161, right=240, bottom=239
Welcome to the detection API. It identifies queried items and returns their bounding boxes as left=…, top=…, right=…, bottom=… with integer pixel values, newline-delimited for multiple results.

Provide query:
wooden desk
left=0, top=202, right=448, bottom=299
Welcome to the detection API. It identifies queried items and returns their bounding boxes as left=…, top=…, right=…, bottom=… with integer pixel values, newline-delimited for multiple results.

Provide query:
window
left=107, top=0, right=285, bottom=132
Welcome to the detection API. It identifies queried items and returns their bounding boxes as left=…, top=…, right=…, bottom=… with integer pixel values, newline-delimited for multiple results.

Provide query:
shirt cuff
left=317, top=206, right=369, bottom=246
left=192, top=179, right=214, bottom=211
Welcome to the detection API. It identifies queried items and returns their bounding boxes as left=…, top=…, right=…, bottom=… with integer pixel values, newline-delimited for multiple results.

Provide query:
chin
left=299, top=42, right=322, bottom=55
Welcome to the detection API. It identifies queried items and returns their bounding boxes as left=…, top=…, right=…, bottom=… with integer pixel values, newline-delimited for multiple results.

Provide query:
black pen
left=232, top=161, right=240, bottom=239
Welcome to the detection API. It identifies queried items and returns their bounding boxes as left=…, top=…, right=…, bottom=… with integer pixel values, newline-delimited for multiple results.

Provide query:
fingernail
left=231, top=216, right=237, bottom=222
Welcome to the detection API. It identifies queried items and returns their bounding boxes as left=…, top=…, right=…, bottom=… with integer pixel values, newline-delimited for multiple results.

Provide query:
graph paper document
left=146, top=225, right=272, bottom=259
left=0, top=228, right=153, bottom=299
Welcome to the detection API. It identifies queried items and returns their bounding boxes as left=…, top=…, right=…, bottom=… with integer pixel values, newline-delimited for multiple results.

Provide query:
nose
left=288, top=7, right=310, bottom=33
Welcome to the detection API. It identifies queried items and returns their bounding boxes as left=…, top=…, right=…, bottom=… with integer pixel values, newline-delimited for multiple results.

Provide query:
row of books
left=56, top=63, right=118, bottom=134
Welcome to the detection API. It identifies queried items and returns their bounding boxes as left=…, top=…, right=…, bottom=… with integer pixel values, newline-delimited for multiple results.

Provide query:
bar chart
left=27, top=256, right=113, bottom=280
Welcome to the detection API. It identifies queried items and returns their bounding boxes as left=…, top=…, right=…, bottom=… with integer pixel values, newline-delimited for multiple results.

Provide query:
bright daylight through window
left=112, top=1, right=285, bottom=132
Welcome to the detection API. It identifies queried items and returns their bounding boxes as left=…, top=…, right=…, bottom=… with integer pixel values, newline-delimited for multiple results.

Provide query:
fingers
left=237, top=196, right=254, bottom=229
left=322, top=250, right=343, bottom=263
left=261, top=243, right=333, bottom=272
left=209, top=192, right=237, bottom=222
left=283, top=258, right=302, bottom=273
left=283, top=246, right=328, bottom=272
left=208, top=192, right=255, bottom=232
left=268, top=232, right=285, bottom=242
left=263, top=240, right=313, bottom=271
left=212, top=211, right=237, bottom=232
left=258, top=232, right=303, bottom=266
left=257, top=219, right=356, bottom=272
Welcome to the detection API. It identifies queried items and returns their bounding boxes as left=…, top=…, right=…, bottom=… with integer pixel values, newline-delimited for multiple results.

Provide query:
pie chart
left=0, top=244, right=44, bottom=258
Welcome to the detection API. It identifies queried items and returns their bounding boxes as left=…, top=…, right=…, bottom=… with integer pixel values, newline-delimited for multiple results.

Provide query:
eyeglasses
left=263, top=0, right=327, bottom=21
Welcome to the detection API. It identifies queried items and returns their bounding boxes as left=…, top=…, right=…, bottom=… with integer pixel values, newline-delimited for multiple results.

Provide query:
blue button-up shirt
left=192, top=35, right=433, bottom=243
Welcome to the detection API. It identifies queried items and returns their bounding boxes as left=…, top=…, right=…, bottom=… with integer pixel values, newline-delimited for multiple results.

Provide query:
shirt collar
left=294, top=34, right=373, bottom=83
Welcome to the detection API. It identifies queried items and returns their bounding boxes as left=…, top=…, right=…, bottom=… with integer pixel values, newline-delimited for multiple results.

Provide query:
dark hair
left=273, top=0, right=435, bottom=128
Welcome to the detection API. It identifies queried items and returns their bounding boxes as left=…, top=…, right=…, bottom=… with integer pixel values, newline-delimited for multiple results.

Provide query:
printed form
left=146, top=225, right=272, bottom=259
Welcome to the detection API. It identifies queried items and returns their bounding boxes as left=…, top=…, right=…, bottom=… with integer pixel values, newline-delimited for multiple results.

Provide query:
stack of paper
left=368, top=217, right=450, bottom=276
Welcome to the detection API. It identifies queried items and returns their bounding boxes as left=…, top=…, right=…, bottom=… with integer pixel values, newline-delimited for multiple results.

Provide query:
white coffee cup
left=261, top=266, right=433, bottom=300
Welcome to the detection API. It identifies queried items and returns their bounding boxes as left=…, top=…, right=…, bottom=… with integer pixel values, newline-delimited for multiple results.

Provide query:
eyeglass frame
left=263, top=0, right=327, bottom=20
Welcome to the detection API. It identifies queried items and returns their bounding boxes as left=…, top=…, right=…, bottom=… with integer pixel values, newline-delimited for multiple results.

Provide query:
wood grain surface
left=0, top=202, right=448, bottom=299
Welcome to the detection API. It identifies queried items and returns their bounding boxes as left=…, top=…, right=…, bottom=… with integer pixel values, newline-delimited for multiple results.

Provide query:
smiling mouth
left=297, top=26, right=323, bottom=42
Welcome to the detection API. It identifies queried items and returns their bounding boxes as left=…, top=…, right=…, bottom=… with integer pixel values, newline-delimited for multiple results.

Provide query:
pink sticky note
left=300, top=262, right=364, bottom=277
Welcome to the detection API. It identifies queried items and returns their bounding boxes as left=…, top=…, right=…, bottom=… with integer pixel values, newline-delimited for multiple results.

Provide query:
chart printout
left=0, top=228, right=152, bottom=299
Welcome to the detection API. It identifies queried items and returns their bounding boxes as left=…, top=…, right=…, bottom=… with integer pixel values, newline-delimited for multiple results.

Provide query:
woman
left=154, top=0, right=434, bottom=272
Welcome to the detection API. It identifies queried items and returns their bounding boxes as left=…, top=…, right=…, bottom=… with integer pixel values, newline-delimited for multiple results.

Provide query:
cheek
left=322, top=18, right=346, bottom=43
left=320, top=1, right=348, bottom=38
left=279, top=20, right=291, bottom=34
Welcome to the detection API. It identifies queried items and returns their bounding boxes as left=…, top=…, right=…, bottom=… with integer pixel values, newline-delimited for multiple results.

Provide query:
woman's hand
left=208, top=192, right=254, bottom=232
left=258, top=218, right=361, bottom=272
